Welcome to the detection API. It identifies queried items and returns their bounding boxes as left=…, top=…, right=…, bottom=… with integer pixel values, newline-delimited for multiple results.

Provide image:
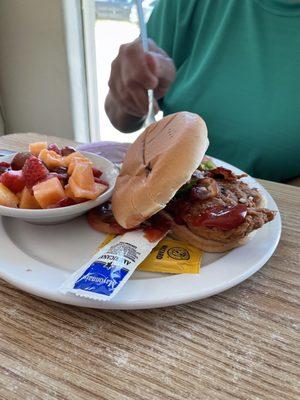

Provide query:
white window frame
left=63, top=0, right=100, bottom=142
left=0, top=94, right=6, bottom=135
left=81, top=0, right=101, bottom=142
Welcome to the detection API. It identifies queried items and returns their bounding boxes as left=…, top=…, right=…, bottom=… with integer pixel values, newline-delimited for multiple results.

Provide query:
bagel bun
left=112, top=112, right=209, bottom=229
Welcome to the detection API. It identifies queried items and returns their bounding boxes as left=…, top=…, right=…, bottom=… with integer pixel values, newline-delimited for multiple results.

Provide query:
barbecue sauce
left=143, top=213, right=172, bottom=242
left=189, top=204, right=248, bottom=230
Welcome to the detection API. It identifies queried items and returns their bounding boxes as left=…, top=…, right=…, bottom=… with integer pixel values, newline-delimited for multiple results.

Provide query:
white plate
left=0, top=158, right=281, bottom=309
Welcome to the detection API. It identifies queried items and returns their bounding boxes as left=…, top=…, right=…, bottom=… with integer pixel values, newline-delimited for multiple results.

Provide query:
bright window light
left=94, top=0, right=157, bottom=143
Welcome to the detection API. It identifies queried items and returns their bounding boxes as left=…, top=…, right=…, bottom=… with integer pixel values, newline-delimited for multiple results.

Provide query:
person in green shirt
left=105, top=0, right=300, bottom=182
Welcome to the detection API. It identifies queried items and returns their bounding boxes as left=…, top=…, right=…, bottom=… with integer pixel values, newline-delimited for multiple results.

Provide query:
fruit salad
left=0, top=142, right=109, bottom=209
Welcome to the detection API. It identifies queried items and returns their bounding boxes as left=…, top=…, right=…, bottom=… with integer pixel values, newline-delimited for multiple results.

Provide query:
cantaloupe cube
left=39, top=149, right=64, bottom=169
left=63, top=152, right=86, bottom=166
left=67, top=157, right=93, bottom=175
left=64, top=184, right=86, bottom=203
left=0, top=183, right=19, bottom=208
left=19, top=187, right=41, bottom=209
left=33, top=177, right=65, bottom=208
left=63, top=152, right=92, bottom=175
left=64, top=183, right=75, bottom=199
left=29, top=142, right=48, bottom=156
left=16, top=191, right=23, bottom=201
left=71, top=163, right=94, bottom=190
left=69, top=164, right=100, bottom=200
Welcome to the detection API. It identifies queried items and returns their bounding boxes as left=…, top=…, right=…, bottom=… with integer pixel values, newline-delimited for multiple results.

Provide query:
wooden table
left=0, top=133, right=299, bottom=400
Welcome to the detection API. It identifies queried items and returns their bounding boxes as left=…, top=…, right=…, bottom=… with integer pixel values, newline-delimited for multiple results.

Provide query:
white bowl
left=0, top=151, right=119, bottom=224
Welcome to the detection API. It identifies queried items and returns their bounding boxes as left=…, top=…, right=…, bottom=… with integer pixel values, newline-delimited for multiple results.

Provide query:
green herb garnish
left=199, top=159, right=216, bottom=171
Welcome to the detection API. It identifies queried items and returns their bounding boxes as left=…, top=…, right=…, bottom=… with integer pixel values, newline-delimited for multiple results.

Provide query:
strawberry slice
left=0, top=162, right=11, bottom=174
left=1, top=170, right=26, bottom=193
left=92, top=167, right=102, bottom=178
left=22, top=155, right=49, bottom=189
left=47, top=143, right=61, bottom=155
left=94, top=177, right=109, bottom=186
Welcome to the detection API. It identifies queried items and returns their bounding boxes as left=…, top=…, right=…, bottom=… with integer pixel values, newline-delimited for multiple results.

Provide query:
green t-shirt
left=147, top=0, right=300, bottom=181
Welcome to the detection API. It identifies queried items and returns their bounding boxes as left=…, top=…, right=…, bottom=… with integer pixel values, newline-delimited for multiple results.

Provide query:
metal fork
left=135, top=0, right=156, bottom=125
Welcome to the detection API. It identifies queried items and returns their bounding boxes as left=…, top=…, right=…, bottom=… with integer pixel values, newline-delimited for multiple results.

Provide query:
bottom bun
left=168, top=218, right=256, bottom=253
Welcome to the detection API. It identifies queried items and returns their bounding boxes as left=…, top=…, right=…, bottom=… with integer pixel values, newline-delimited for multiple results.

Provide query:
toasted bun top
left=112, top=112, right=209, bottom=228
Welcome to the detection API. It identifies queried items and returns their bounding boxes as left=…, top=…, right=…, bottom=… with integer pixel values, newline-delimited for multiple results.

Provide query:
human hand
left=107, top=38, right=176, bottom=119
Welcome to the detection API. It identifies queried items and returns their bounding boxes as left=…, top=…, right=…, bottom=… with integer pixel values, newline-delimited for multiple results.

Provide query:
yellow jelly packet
left=99, top=234, right=202, bottom=274
left=139, top=238, right=202, bottom=274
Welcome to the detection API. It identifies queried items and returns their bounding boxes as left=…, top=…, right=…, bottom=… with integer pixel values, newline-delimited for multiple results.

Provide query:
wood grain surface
left=0, top=133, right=299, bottom=400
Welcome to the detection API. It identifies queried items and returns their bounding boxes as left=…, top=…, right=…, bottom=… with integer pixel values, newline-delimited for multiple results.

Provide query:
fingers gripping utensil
left=135, top=0, right=156, bottom=125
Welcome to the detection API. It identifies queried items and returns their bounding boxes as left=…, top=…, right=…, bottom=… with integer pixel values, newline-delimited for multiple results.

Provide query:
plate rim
left=0, top=157, right=282, bottom=309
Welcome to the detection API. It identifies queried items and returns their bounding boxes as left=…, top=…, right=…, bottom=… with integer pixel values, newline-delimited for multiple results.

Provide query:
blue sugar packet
left=59, top=230, right=163, bottom=301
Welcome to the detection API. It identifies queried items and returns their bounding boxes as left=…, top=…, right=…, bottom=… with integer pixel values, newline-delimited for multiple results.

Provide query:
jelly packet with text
left=99, top=235, right=202, bottom=274
left=139, top=237, right=202, bottom=274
